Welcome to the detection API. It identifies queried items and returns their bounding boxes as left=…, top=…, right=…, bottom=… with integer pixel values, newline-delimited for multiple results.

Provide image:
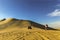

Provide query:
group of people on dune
left=28, top=24, right=48, bottom=30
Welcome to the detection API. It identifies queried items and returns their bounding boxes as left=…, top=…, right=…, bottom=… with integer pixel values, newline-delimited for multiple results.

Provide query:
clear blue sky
left=0, top=0, right=60, bottom=24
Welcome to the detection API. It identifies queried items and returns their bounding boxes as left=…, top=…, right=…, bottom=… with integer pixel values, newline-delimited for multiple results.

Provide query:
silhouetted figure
left=45, top=24, right=48, bottom=30
left=28, top=26, right=32, bottom=29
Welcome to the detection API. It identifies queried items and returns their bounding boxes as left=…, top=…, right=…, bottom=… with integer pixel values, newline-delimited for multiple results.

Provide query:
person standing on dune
left=45, top=24, right=48, bottom=30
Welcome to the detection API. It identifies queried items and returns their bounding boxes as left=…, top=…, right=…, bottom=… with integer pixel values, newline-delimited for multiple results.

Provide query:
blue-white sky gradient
left=0, top=0, right=60, bottom=28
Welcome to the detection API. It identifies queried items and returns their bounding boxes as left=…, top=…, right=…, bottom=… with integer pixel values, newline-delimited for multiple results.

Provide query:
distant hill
left=0, top=18, right=56, bottom=30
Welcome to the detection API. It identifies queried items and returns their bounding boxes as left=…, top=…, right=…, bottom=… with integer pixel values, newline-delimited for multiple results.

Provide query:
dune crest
left=0, top=18, right=14, bottom=25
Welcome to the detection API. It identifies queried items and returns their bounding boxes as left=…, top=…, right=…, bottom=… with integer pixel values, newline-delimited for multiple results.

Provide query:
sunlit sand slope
left=0, top=18, right=60, bottom=40
left=0, top=28, right=60, bottom=40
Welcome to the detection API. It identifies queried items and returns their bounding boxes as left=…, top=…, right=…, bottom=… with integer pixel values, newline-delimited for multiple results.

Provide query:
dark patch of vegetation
left=28, top=26, right=32, bottom=29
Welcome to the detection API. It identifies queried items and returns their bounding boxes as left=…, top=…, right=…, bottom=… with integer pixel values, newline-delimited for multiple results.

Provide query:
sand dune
left=0, top=18, right=60, bottom=40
